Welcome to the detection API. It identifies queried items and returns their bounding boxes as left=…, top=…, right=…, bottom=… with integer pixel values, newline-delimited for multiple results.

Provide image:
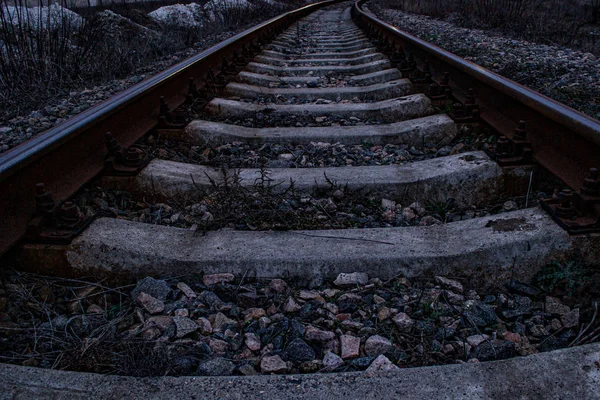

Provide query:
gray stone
left=238, top=363, right=258, bottom=376
left=203, top=273, right=235, bottom=286
left=269, top=279, right=287, bottom=293
left=245, top=333, right=261, bottom=351
left=197, top=357, right=235, bottom=376
left=472, top=340, right=516, bottom=361
left=340, top=335, right=361, bottom=360
left=199, top=291, right=224, bottom=310
left=209, top=339, right=229, bottom=354
left=283, top=297, right=302, bottom=313
left=136, top=292, right=165, bottom=315
left=305, top=325, right=335, bottom=342
left=176, top=282, right=196, bottom=298
left=365, top=335, right=393, bottom=356
left=196, top=317, right=212, bottom=335
left=213, top=312, right=237, bottom=331
left=463, top=303, right=498, bottom=327
left=323, top=351, right=344, bottom=370
left=131, top=277, right=171, bottom=301
left=285, top=338, right=316, bottom=362
left=392, top=312, right=414, bottom=331
left=434, top=276, right=464, bottom=293
left=173, top=316, right=197, bottom=338
left=561, top=308, right=579, bottom=329
left=545, top=296, right=571, bottom=316
left=466, top=334, right=490, bottom=347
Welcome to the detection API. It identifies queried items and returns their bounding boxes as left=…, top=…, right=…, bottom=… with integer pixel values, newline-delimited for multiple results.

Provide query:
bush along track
left=5, top=2, right=600, bottom=382
left=0, top=0, right=295, bottom=153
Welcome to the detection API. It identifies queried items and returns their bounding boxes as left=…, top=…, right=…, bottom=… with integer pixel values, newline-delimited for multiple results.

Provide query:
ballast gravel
left=369, top=5, right=600, bottom=120
left=0, top=270, right=598, bottom=377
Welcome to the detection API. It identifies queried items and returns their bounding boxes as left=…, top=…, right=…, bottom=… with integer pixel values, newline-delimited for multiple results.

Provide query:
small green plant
left=425, top=199, right=455, bottom=221
left=533, top=259, right=585, bottom=295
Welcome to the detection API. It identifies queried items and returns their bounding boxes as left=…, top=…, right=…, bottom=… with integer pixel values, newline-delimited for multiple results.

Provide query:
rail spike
left=26, top=183, right=93, bottom=244
left=541, top=168, right=600, bottom=233
left=103, top=132, right=149, bottom=176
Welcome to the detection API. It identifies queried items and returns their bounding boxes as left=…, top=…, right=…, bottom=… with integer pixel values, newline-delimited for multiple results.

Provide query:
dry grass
left=375, top=0, right=600, bottom=55
left=0, top=0, right=294, bottom=121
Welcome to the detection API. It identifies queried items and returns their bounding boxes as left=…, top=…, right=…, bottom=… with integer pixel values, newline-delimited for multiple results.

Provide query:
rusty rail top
left=354, top=0, right=600, bottom=191
left=0, top=0, right=342, bottom=255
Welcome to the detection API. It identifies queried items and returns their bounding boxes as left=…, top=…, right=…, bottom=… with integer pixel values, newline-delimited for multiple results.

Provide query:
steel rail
left=353, top=0, right=600, bottom=192
left=0, top=0, right=342, bottom=255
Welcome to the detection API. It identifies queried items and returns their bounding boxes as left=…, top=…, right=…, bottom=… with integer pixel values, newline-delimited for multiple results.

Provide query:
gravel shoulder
left=368, top=3, right=600, bottom=120
left=1, top=269, right=598, bottom=377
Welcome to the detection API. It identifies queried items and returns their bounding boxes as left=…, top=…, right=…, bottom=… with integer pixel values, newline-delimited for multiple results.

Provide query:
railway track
left=0, top=0, right=599, bottom=282
left=1, top=0, right=600, bottom=393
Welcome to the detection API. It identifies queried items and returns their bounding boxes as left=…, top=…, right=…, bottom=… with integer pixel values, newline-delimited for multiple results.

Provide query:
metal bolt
left=441, top=72, right=450, bottom=86
left=35, top=183, right=55, bottom=215
left=556, top=189, right=577, bottom=218
left=423, top=60, right=431, bottom=76
left=514, top=120, right=527, bottom=141
left=105, top=132, right=120, bottom=156
left=495, top=136, right=511, bottom=157
left=466, top=88, right=476, bottom=105
left=581, top=167, right=600, bottom=196
left=124, top=147, right=144, bottom=164
left=58, top=201, right=80, bottom=222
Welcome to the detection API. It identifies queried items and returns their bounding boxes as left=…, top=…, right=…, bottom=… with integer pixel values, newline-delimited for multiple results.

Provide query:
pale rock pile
left=0, top=4, right=83, bottom=30
left=148, top=3, right=206, bottom=28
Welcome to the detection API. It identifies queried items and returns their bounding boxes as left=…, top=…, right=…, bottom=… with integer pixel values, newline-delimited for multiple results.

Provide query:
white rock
left=260, top=355, right=288, bottom=374
left=278, top=153, right=294, bottom=161
left=333, top=272, right=369, bottom=287
left=299, top=290, right=321, bottom=300
left=381, top=198, right=396, bottom=211
left=365, top=355, right=400, bottom=373
left=408, top=201, right=426, bottom=215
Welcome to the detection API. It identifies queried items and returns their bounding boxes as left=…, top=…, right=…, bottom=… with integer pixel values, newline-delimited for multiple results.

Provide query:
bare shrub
left=0, top=0, right=105, bottom=114
left=0, top=0, right=293, bottom=122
